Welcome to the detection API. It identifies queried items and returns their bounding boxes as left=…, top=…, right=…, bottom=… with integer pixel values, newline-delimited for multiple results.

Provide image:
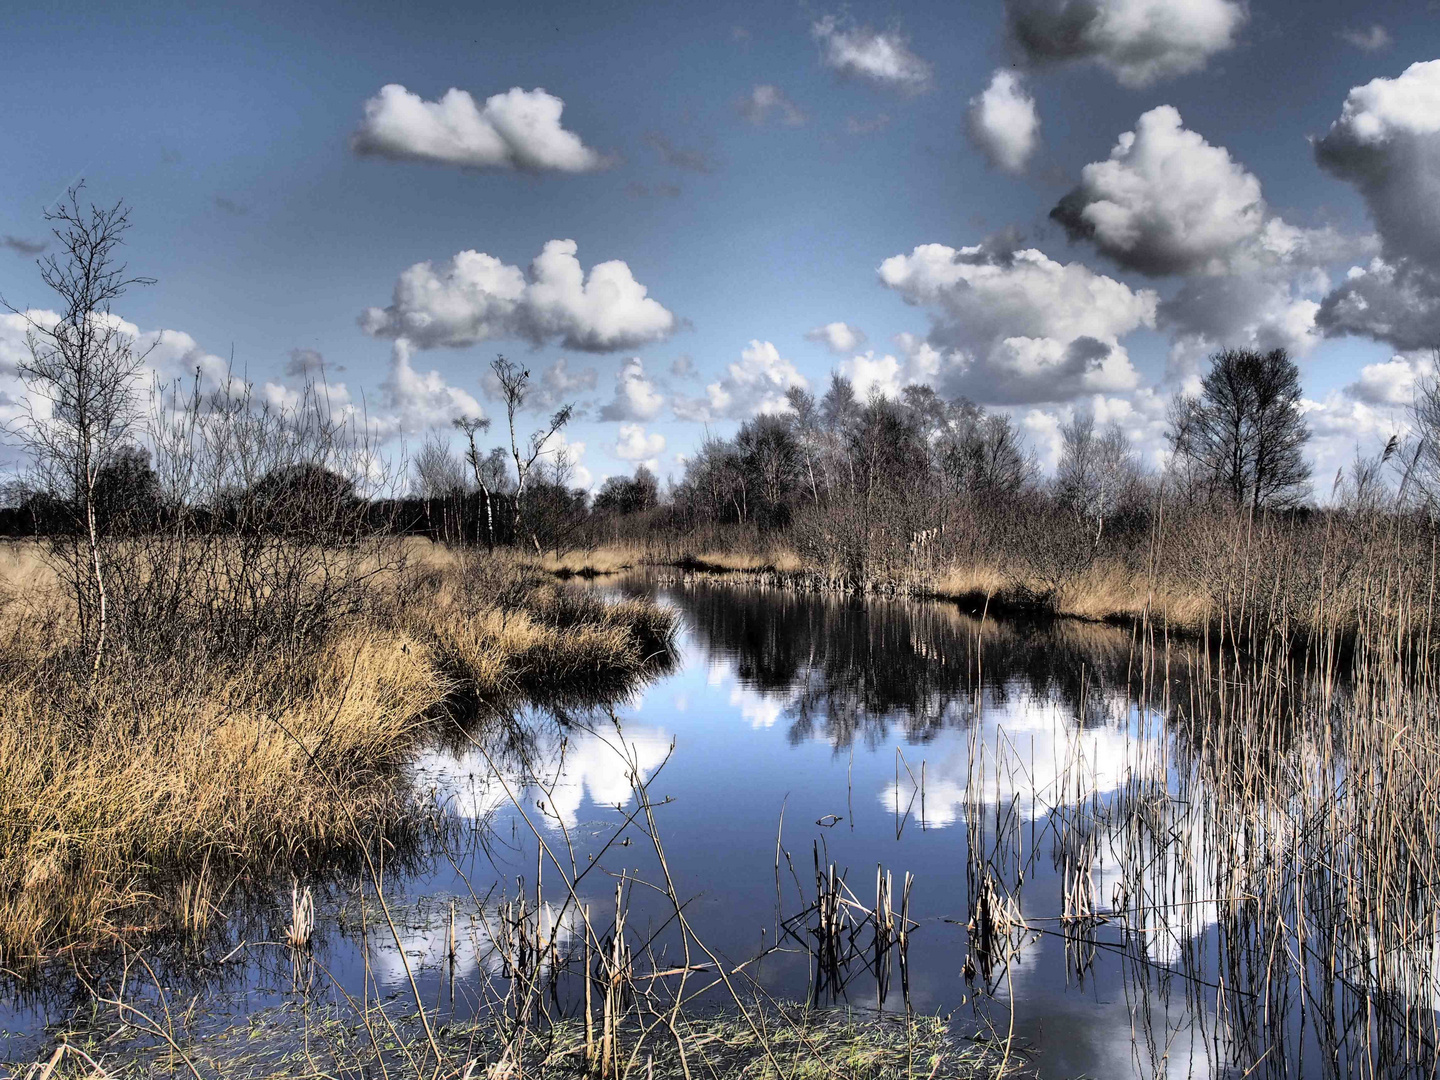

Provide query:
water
left=2, top=574, right=1432, bottom=1076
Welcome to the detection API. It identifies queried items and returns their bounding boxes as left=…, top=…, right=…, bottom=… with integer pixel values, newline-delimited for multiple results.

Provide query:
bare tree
left=1055, top=412, right=1144, bottom=545
left=785, top=385, right=823, bottom=505
left=489, top=356, right=573, bottom=551
left=413, top=433, right=468, bottom=498
left=2, top=186, right=155, bottom=679
left=453, top=416, right=498, bottom=548
left=1168, top=347, right=1311, bottom=512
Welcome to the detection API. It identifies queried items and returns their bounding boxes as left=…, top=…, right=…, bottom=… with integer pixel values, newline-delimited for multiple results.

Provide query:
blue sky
left=3, top=0, right=1439, bottom=489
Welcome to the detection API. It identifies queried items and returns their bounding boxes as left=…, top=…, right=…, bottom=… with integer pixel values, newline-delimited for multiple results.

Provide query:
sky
left=3, top=0, right=1439, bottom=493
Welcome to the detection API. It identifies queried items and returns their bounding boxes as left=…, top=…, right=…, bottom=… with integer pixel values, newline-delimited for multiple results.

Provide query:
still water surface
left=3, top=574, right=1427, bottom=1077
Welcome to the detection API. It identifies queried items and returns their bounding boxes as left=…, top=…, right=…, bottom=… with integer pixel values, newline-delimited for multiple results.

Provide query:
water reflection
left=7, top=575, right=1436, bottom=1080
left=418, top=712, right=671, bottom=828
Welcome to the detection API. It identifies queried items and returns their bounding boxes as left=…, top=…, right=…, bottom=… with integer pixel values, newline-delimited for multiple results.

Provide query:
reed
left=0, top=545, right=676, bottom=969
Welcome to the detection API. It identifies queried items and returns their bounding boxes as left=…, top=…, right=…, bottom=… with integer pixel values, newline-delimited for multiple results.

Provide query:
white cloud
left=539, top=429, right=593, bottom=489
left=1050, top=105, right=1384, bottom=379
left=1022, top=388, right=1172, bottom=471
left=804, top=321, right=867, bottom=354
left=968, top=70, right=1040, bottom=173
left=613, top=423, right=662, bottom=459
left=613, top=423, right=664, bottom=470
left=1340, top=25, right=1392, bottom=52
left=599, top=357, right=663, bottom=421
left=672, top=340, right=809, bottom=421
left=377, top=339, right=484, bottom=435
left=738, top=85, right=806, bottom=127
left=838, top=334, right=945, bottom=401
left=1006, top=0, right=1246, bottom=87
left=351, top=84, right=608, bottom=172
left=1315, top=61, right=1440, bottom=269
left=361, top=240, right=676, bottom=353
left=878, top=239, right=1157, bottom=404
left=1313, top=61, right=1440, bottom=349
left=1302, top=391, right=1410, bottom=488
left=838, top=351, right=905, bottom=400
left=1347, top=351, right=1436, bottom=406
left=1159, top=273, right=1330, bottom=384
left=811, top=15, right=932, bottom=94
left=1052, top=106, right=1284, bottom=277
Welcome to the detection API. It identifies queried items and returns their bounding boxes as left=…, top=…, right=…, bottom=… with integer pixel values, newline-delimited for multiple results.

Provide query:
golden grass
left=540, top=543, right=647, bottom=576
left=533, top=541, right=806, bottom=578
left=927, top=565, right=1008, bottom=603
left=0, top=545, right=676, bottom=967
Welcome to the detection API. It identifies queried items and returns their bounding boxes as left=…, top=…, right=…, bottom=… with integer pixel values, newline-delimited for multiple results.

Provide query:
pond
left=3, top=572, right=1435, bottom=1077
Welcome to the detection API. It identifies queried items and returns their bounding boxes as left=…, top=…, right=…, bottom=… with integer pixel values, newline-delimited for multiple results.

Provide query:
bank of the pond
left=25, top=998, right=1020, bottom=1080
left=0, top=546, right=676, bottom=971
left=544, top=543, right=1208, bottom=633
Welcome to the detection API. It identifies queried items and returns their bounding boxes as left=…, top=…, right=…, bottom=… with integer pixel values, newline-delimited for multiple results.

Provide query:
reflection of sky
left=878, top=690, right=1148, bottom=826
left=368, top=899, right=583, bottom=988
left=729, top=683, right=797, bottom=729
left=416, top=722, right=670, bottom=829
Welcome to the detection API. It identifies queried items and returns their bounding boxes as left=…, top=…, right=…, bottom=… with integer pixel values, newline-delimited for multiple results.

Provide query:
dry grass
left=0, top=543, right=676, bottom=968
left=540, top=543, right=647, bottom=576
left=538, top=541, right=807, bottom=578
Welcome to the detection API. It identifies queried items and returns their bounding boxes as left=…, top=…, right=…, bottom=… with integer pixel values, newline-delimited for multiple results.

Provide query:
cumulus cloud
left=479, top=357, right=598, bottom=414
left=541, top=358, right=602, bottom=410
left=673, top=340, right=808, bottom=421
left=968, top=70, right=1040, bottom=173
left=1317, top=259, right=1440, bottom=352
left=0, top=312, right=41, bottom=377
left=599, top=357, right=663, bottom=420
left=878, top=239, right=1157, bottom=404
left=1051, top=105, right=1380, bottom=380
left=1314, top=61, right=1440, bottom=270
left=1052, top=106, right=1283, bottom=276
left=1312, top=61, right=1440, bottom=349
left=738, top=85, right=806, bottom=127
left=377, top=339, right=484, bottom=434
left=1159, top=273, right=1331, bottom=385
left=805, top=321, right=867, bottom=354
left=1340, top=25, right=1392, bottom=52
left=361, top=239, right=676, bottom=354
left=811, top=15, right=932, bottom=94
left=1347, top=351, right=1435, bottom=406
left=1005, top=0, right=1246, bottom=87
left=351, top=84, right=608, bottom=172
left=613, top=423, right=665, bottom=467
left=832, top=333, right=947, bottom=401
left=1302, top=391, right=1410, bottom=487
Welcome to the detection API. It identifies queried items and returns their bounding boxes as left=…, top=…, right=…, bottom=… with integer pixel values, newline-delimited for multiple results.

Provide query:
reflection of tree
left=668, top=581, right=1149, bottom=750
